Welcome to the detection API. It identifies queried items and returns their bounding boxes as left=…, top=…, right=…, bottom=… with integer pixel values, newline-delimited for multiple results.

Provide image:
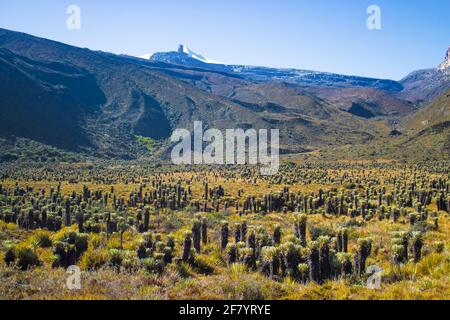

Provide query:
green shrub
left=17, top=248, right=40, bottom=271
left=4, top=248, right=16, bottom=266
left=35, top=232, right=52, bottom=248
left=74, top=234, right=89, bottom=254
left=109, top=249, right=123, bottom=268
left=193, top=255, right=215, bottom=275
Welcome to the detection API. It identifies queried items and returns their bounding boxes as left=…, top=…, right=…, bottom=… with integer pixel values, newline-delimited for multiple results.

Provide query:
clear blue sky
left=0, top=0, right=448, bottom=80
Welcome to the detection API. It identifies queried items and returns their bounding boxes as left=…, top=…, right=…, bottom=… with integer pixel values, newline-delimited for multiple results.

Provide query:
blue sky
left=0, top=0, right=448, bottom=80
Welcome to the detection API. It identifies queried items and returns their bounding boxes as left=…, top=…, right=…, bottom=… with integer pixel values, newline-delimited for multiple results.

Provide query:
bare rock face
left=439, top=47, right=450, bottom=73
left=398, top=47, right=450, bottom=104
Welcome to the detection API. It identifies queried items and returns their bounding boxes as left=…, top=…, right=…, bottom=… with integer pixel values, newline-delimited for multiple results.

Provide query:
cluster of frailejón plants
left=0, top=161, right=448, bottom=286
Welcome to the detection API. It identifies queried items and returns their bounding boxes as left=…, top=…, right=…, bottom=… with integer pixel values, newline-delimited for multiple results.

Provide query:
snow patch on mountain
left=139, top=53, right=153, bottom=60
left=180, top=45, right=224, bottom=65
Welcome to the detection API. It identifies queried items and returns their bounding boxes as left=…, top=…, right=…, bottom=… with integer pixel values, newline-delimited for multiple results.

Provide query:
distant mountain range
left=0, top=28, right=448, bottom=161
left=148, top=44, right=449, bottom=104
left=149, top=45, right=403, bottom=92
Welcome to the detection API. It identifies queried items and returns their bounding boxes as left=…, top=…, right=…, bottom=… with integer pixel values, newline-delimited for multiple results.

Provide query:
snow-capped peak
left=179, top=44, right=223, bottom=65
left=137, top=45, right=224, bottom=64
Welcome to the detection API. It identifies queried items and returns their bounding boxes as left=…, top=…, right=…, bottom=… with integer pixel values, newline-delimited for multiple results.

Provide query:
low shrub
left=17, top=247, right=41, bottom=271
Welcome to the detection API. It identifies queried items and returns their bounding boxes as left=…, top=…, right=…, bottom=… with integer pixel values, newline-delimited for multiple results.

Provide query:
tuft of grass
left=79, top=249, right=110, bottom=270
left=34, top=231, right=53, bottom=248
left=415, top=252, right=449, bottom=278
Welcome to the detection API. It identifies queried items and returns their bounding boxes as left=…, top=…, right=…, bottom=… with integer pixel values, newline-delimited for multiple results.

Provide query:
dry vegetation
left=0, top=160, right=449, bottom=300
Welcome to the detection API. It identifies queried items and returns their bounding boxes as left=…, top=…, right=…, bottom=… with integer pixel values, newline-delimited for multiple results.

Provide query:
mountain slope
left=130, top=54, right=393, bottom=151
left=379, top=90, right=450, bottom=160
left=398, top=68, right=450, bottom=104
left=407, top=89, right=450, bottom=130
left=317, top=90, right=450, bottom=161
left=229, top=82, right=335, bottom=120
left=301, top=87, right=416, bottom=118
left=0, top=48, right=104, bottom=151
left=144, top=53, right=416, bottom=120
left=0, top=28, right=276, bottom=158
left=0, top=28, right=395, bottom=158
left=6, top=28, right=449, bottom=162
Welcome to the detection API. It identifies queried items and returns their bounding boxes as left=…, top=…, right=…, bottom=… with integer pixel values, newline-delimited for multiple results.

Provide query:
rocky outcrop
left=438, top=47, right=450, bottom=73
